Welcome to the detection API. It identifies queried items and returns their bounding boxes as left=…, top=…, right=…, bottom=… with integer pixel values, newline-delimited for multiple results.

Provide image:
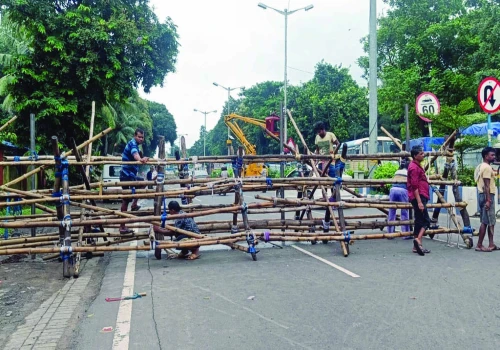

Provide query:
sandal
left=186, top=253, right=200, bottom=260
left=413, top=239, right=425, bottom=256
left=475, top=246, right=492, bottom=252
left=131, top=205, right=141, bottom=211
left=489, top=245, right=500, bottom=251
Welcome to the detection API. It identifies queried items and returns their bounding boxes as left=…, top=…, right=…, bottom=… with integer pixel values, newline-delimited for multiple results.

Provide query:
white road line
left=112, top=241, right=137, bottom=350
left=291, top=245, right=360, bottom=278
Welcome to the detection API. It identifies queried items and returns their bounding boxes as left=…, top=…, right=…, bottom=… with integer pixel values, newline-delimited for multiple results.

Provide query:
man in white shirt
left=474, top=147, right=498, bottom=252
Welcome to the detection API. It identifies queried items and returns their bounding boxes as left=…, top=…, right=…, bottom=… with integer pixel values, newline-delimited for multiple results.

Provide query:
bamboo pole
left=0, top=150, right=454, bottom=166
left=380, top=126, right=403, bottom=151
left=0, top=115, right=17, bottom=132
left=254, top=194, right=467, bottom=210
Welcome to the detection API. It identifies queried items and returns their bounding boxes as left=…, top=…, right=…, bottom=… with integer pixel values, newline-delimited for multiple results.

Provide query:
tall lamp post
left=257, top=2, right=313, bottom=141
left=213, top=82, right=244, bottom=155
left=368, top=0, right=378, bottom=162
left=194, top=109, right=217, bottom=157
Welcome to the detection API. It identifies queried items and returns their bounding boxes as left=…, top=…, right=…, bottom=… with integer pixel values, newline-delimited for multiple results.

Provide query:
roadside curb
left=4, top=258, right=99, bottom=350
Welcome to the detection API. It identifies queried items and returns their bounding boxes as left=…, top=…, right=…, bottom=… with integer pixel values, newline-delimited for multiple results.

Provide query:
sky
left=141, top=0, right=389, bottom=149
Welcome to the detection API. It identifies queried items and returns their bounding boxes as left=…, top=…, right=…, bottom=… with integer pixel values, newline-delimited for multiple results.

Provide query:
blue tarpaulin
left=461, top=122, right=500, bottom=137
left=404, top=137, right=445, bottom=151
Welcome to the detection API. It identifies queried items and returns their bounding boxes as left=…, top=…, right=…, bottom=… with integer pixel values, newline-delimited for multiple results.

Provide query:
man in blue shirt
left=120, top=128, right=149, bottom=234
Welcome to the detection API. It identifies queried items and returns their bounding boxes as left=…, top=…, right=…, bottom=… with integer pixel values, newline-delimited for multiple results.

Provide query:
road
left=5, top=184, right=500, bottom=350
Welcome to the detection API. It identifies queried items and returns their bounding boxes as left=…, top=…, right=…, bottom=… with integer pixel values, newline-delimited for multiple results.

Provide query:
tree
left=1, top=0, right=179, bottom=149
left=358, top=0, right=500, bottom=138
left=147, top=101, right=177, bottom=154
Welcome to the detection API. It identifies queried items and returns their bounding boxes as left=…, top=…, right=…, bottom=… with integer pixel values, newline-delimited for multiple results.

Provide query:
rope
left=52, top=191, right=63, bottom=207
left=14, top=156, right=20, bottom=162
left=266, top=177, right=273, bottom=189
left=343, top=231, right=351, bottom=243
left=161, top=197, right=167, bottom=228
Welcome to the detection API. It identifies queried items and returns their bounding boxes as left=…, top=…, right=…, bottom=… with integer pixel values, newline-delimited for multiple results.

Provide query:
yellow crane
left=224, top=113, right=280, bottom=177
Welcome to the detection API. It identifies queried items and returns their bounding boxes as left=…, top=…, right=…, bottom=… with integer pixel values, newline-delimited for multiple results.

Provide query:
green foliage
left=454, top=135, right=488, bottom=170
left=373, top=162, right=399, bottom=194
left=1, top=0, right=179, bottom=150
left=457, top=166, right=476, bottom=187
left=359, top=0, right=500, bottom=138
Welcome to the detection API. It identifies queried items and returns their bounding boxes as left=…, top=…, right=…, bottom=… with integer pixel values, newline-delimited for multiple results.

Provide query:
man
left=407, top=146, right=431, bottom=256
left=474, top=147, right=497, bottom=252
left=314, top=121, right=340, bottom=178
left=154, top=201, right=201, bottom=260
left=119, top=128, right=149, bottom=234
left=314, top=121, right=341, bottom=232
left=387, top=159, right=410, bottom=236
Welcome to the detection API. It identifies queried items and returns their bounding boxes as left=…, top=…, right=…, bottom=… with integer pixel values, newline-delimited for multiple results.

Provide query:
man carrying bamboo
left=474, top=147, right=498, bottom=252
left=407, top=146, right=431, bottom=256
left=119, top=128, right=149, bottom=234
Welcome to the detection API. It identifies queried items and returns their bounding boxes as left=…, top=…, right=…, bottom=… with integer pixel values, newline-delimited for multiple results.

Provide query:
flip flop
left=475, top=246, right=492, bottom=252
left=186, top=254, right=200, bottom=260
left=119, top=229, right=135, bottom=234
left=413, top=239, right=425, bottom=256
left=131, top=205, right=141, bottom=211
left=489, top=245, right=500, bottom=251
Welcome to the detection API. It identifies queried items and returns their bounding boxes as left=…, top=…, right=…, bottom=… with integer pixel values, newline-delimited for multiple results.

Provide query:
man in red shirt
left=407, top=146, right=431, bottom=256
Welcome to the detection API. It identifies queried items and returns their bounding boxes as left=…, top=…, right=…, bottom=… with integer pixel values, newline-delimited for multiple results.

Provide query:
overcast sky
left=141, top=0, right=389, bottom=149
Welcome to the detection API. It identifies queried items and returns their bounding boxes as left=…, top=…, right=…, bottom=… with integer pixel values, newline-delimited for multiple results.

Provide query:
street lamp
left=213, top=82, right=244, bottom=155
left=257, top=2, right=313, bottom=140
left=194, top=109, right=217, bottom=157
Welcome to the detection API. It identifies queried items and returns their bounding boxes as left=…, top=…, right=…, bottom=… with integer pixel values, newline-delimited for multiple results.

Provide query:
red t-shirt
left=407, top=160, right=429, bottom=201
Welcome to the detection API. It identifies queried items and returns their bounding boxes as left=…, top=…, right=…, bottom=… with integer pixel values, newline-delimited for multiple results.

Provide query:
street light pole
left=258, top=2, right=313, bottom=141
left=194, top=109, right=217, bottom=157
left=213, top=82, right=244, bottom=155
left=368, top=0, right=378, bottom=159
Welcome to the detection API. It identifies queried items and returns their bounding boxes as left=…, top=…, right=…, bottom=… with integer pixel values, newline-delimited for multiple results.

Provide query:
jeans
left=387, top=187, right=409, bottom=233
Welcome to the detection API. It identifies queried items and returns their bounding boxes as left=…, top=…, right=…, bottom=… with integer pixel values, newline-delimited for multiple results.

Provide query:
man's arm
left=409, top=168, right=424, bottom=211
left=331, top=136, right=340, bottom=149
left=132, top=151, right=149, bottom=164
left=484, top=178, right=491, bottom=210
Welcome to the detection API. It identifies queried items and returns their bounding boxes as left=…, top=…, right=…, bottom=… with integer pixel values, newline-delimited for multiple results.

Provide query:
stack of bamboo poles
left=0, top=116, right=473, bottom=277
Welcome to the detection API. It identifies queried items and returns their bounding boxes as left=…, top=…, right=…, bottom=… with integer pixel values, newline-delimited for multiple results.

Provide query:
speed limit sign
left=416, top=92, right=440, bottom=116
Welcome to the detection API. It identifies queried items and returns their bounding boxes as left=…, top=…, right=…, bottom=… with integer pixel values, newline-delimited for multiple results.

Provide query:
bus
left=344, top=136, right=400, bottom=172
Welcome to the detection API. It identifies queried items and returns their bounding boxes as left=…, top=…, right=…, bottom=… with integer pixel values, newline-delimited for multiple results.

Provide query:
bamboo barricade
left=0, top=122, right=476, bottom=270
left=0, top=228, right=464, bottom=256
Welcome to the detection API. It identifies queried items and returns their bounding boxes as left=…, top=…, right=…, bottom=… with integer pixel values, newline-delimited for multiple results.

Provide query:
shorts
left=318, top=163, right=336, bottom=178
left=410, top=196, right=431, bottom=235
left=479, top=193, right=496, bottom=226
left=119, top=171, right=144, bottom=190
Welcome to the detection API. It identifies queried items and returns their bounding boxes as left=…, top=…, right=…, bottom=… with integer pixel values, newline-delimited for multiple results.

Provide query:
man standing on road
left=407, top=146, right=431, bottom=256
left=119, top=128, right=149, bottom=234
left=474, top=147, right=498, bottom=252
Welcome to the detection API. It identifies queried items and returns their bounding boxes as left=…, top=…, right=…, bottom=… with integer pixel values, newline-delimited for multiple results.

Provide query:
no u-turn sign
left=478, top=77, right=500, bottom=113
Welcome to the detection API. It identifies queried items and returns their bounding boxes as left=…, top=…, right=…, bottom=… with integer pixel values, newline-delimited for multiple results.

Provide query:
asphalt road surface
left=68, top=185, right=500, bottom=350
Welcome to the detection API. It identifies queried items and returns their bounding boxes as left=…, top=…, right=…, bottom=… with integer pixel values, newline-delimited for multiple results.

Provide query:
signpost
left=416, top=92, right=440, bottom=138
left=478, top=77, right=500, bottom=146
